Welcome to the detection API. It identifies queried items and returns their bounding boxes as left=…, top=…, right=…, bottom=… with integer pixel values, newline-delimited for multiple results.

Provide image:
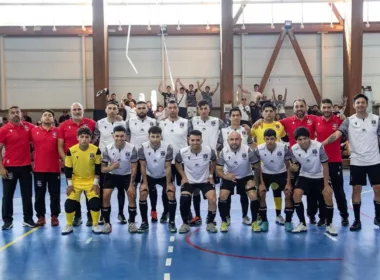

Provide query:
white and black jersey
left=255, top=142, right=292, bottom=175
left=290, top=140, right=328, bottom=179
left=102, top=142, right=138, bottom=176
left=175, top=145, right=216, bottom=184
left=126, top=116, right=157, bottom=148
left=217, top=126, right=253, bottom=150
left=338, top=113, right=380, bottom=166
left=217, top=144, right=259, bottom=179
left=159, top=117, right=189, bottom=163
left=138, top=141, right=173, bottom=179
left=189, top=116, right=225, bottom=150
left=94, top=118, right=126, bottom=153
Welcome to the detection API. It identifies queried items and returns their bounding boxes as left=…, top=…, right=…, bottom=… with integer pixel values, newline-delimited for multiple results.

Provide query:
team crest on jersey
left=140, top=128, right=145, bottom=132
left=89, top=153, right=94, bottom=159
left=202, top=128, right=206, bottom=131
left=203, top=154, right=208, bottom=159
left=153, top=159, right=157, bottom=163
left=171, top=129, right=174, bottom=132
left=148, top=152, right=151, bottom=156
left=270, top=160, right=274, bottom=163
left=242, top=153, right=247, bottom=159
left=332, top=123, right=338, bottom=130
left=276, top=124, right=280, bottom=129
left=82, top=124, right=88, bottom=128
left=188, top=156, right=191, bottom=160
left=52, top=131, right=57, bottom=138
left=371, top=120, right=376, bottom=126
left=161, top=151, right=165, bottom=156
left=180, top=122, right=184, bottom=128
left=312, top=149, right=318, bottom=156
left=242, top=130, right=246, bottom=135
left=277, top=151, right=283, bottom=157
left=211, top=121, right=216, bottom=126
left=150, top=122, right=154, bottom=126
left=195, top=163, right=199, bottom=167
left=307, top=119, right=312, bottom=125
left=126, top=152, right=131, bottom=157
left=24, top=125, right=29, bottom=131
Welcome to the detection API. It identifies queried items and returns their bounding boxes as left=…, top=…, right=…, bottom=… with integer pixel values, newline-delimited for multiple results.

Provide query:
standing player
left=216, top=131, right=260, bottom=232
left=315, top=99, right=349, bottom=226
left=31, top=110, right=61, bottom=227
left=323, top=93, right=380, bottom=231
left=58, top=102, right=96, bottom=226
left=188, top=100, right=226, bottom=226
left=290, top=127, right=337, bottom=236
left=0, top=106, right=36, bottom=229
left=94, top=101, right=127, bottom=224
left=61, top=127, right=102, bottom=235
left=175, top=130, right=218, bottom=233
left=100, top=126, right=138, bottom=234
left=159, top=100, right=190, bottom=223
left=138, top=126, right=177, bottom=233
left=255, top=129, right=294, bottom=232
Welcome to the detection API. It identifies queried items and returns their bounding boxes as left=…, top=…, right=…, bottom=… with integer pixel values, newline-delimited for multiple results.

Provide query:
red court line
left=185, top=229, right=342, bottom=262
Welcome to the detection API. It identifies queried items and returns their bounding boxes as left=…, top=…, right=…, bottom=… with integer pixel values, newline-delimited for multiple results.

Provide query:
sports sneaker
left=285, top=222, right=293, bottom=232
left=341, top=217, right=349, bottom=227
left=61, top=224, right=73, bottom=235
left=276, top=215, right=285, bottom=225
left=37, top=216, right=46, bottom=226
left=326, top=224, right=338, bottom=236
left=102, top=223, right=112, bottom=234
left=72, top=217, right=83, bottom=227
left=257, top=215, right=262, bottom=225
left=205, top=216, right=217, bottom=226
left=98, top=215, right=105, bottom=225
left=350, top=220, right=362, bottom=231
left=190, top=216, right=202, bottom=227
left=220, top=221, right=228, bottom=232
left=292, top=223, right=307, bottom=233
left=86, top=215, right=93, bottom=227
left=118, top=213, right=128, bottom=224
left=206, top=223, right=218, bottom=233
left=168, top=222, right=177, bottom=233
left=2, top=221, right=13, bottom=230
left=23, top=219, right=37, bottom=228
left=260, top=221, right=269, bottom=232
left=160, top=213, right=168, bottom=224
left=251, top=221, right=261, bottom=232
left=128, top=222, right=138, bottom=233
left=51, top=216, right=59, bottom=227
left=317, top=219, right=326, bottom=227
left=242, top=216, right=251, bottom=225
left=137, top=222, right=149, bottom=233
left=308, top=216, right=316, bottom=225
left=179, top=224, right=190, bottom=234
left=92, top=224, right=102, bottom=234
left=151, top=211, right=158, bottom=223
left=375, top=218, right=380, bottom=227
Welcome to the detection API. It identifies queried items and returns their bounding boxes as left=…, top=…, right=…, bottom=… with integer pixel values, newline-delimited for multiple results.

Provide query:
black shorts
left=147, top=176, right=167, bottom=190
left=294, top=176, right=323, bottom=196
left=181, top=182, right=215, bottom=199
left=262, top=172, right=287, bottom=192
left=103, top=174, right=131, bottom=191
left=350, top=164, right=380, bottom=186
left=171, top=164, right=182, bottom=186
left=221, top=175, right=254, bottom=195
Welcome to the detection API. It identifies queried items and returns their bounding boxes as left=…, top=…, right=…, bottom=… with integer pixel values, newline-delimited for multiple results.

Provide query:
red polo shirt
left=0, top=121, right=34, bottom=167
left=280, top=114, right=317, bottom=147
left=315, top=115, right=343, bottom=163
left=31, top=126, right=60, bottom=173
left=58, top=118, right=96, bottom=153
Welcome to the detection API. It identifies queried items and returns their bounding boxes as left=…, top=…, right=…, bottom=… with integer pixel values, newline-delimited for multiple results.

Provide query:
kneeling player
left=101, top=126, right=138, bottom=234
left=216, top=131, right=259, bottom=232
left=138, top=126, right=177, bottom=233
left=175, top=130, right=218, bottom=233
left=290, top=127, right=337, bottom=236
left=255, top=129, right=294, bottom=232
left=62, top=127, right=102, bottom=235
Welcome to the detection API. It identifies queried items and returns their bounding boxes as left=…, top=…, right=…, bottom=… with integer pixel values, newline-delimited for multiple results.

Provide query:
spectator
left=272, top=88, right=287, bottom=119
left=58, top=110, right=70, bottom=124
left=22, top=111, right=33, bottom=123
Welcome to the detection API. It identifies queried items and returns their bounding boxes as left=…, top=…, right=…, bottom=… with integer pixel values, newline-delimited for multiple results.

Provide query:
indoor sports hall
left=0, top=1, right=379, bottom=280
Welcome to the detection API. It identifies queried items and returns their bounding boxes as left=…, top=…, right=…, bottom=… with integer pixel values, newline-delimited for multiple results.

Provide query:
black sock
left=180, top=195, right=191, bottom=224
left=117, top=188, right=125, bottom=215
left=208, top=210, right=216, bottom=223
left=149, top=187, right=158, bottom=212
left=162, top=189, right=169, bottom=214
left=374, top=200, right=380, bottom=219
left=250, top=200, right=259, bottom=222
left=227, top=194, right=232, bottom=217
left=259, top=207, right=268, bottom=222
left=353, top=202, right=361, bottom=221
left=276, top=209, right=281, bottom=216
left=285, top=207, right=294, bottom=223
left=218, top=198, right=228, bottom=222
left=139, top=200, right=148, bottom=223
left=240, top=194, right=249, bottom=218
left=326, top=205, right=334, bottom=225
left=193, top=195, right=201, bottom=217
left=294, top=202, right=306, bottom=225
left=101, top=206, right=111, bottom=223
left=168, top=199, right=177, bottom=223
left=128, top=206, right=137, bottom=223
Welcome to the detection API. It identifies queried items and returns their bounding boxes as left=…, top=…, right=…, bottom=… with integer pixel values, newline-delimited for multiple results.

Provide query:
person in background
left=197, top=78, right=220, bottom=110
left=146, top=101, right=155, bottom=118
left=239, top=84, right=262, bottom=102
left=178, top=78, right=198, bottom=119
left=59, top=110, right=70, bottom=124
left=159, top=82, right=177, bottom=108
left=126, top=93, right=136, bottom=106
left=249, top=101, right=261, bottom=124
left=272, top=88, right=287, bottom=119
left=333, top=96, right=348, bottom=116
left=238, top=97, right=251, bottom=126
left=106, top=93, right=119, bottom=107
left=0, top=117, right=8, bottom=128
left=308, top=105, right=322, bottom=116
left=22, top=112, right=33, bottom=123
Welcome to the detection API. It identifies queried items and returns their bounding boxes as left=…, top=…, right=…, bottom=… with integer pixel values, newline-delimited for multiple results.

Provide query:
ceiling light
left=241, top=24, right=246, bottom=30
left=52, top=26, right=57, bottom=32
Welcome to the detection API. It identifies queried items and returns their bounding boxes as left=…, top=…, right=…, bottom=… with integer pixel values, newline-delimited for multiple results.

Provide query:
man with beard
left=58, top=102, right=96, bottom=226
left=315, top=99, right=349, bottom=226
left=0, top=106, right=36, bottom=229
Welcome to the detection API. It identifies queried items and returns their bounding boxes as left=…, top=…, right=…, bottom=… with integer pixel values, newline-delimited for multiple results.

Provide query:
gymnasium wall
left=0, top=33, right=379, bottom=110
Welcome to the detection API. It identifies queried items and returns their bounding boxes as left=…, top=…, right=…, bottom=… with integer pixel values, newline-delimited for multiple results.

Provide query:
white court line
left=168, top=246, right=174, bottom=253
left=324, top=233, right=338, bottom=242
left=170, top=236, right=175, bottom=242
left=164, top=273, right=171, bottom=280
left=165, top=258, right=172, bottom=266
left=85, top=238, right=93, bottom=244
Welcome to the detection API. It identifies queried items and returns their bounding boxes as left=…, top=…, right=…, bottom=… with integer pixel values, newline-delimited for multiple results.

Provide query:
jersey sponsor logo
left=312, top=149, right=318, bottom=156
left=90, top=153, right=94, bottom=159
left=277, top=151, right=283, bottom=157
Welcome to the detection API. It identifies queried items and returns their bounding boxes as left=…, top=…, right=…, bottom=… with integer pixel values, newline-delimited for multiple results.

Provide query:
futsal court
left=0, top=170, right=378, bottom=280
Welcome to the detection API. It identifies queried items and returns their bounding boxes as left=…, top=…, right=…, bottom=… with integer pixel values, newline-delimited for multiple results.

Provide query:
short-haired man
left=178, top=78, right=198, bottom=118
left=159, top=82, right=177, bottom=108
left=197, top=78, right=219, bottom=110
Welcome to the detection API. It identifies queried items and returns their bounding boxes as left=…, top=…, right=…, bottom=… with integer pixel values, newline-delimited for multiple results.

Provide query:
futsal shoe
left=128, top=222, right=138, bottom=233
left=86, top=215, right=93, bottom=227
left=275, top=215, right=285, bottom=225
left=308, top=216, right=316, bottom=225
left=251, top=221, right=261, bottom=232
left=317, top=219, right=326, bottom=227
left=292, top=223, right=307, bottom=233
left=61, top=225, right=73, bottom=235
left=326, top=224, right=338, bottom=236
left=285, top=222, right=293, bottom=232
left=190, top=216, right=202, bottom=227
left=206, top=215, right=217, bottom=226
left=350, top=220, right=362, bottom=231
left=51, top=216, right=59, bottom=227
left=341, top=217, right=349, bottom=227
left=226, top=216, right=231, bottom=226
left=118, top=213, right=128, bottom=224
left=168, top=222, right=177, bottom=233
left=92, top=224, right=102, bottom=234
left=260, top=221, right=269, bottom=232
left=374, top=218, right=380, bottom=227
left=242, top=216, right=251, bottom=225
left=160, top=213, right=168, bottom=224
left=102, top=223, right=112, bottom=234
left=206, top=223, right=218, bottom=233
left=37, top=216, right=46, bottom=226
left=23, top=219, right=37, bottom=228
left=72, top=217, right=83, bottom=227
left=1, top=221, right=13, bottom=230
left=179, top=224, right=190, bottom=234
left=220, top=222, right=228, bottom=233
left=151, top=211, right=158, bottom=223
left=137, top=222, right=149, bottom=234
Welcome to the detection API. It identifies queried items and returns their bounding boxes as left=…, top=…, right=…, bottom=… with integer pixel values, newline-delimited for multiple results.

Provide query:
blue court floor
left=0, top=170, right=379, bottom=280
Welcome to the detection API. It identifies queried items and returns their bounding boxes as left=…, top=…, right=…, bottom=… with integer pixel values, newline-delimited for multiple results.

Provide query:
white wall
left=0, top=33, right=379, bottom=110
